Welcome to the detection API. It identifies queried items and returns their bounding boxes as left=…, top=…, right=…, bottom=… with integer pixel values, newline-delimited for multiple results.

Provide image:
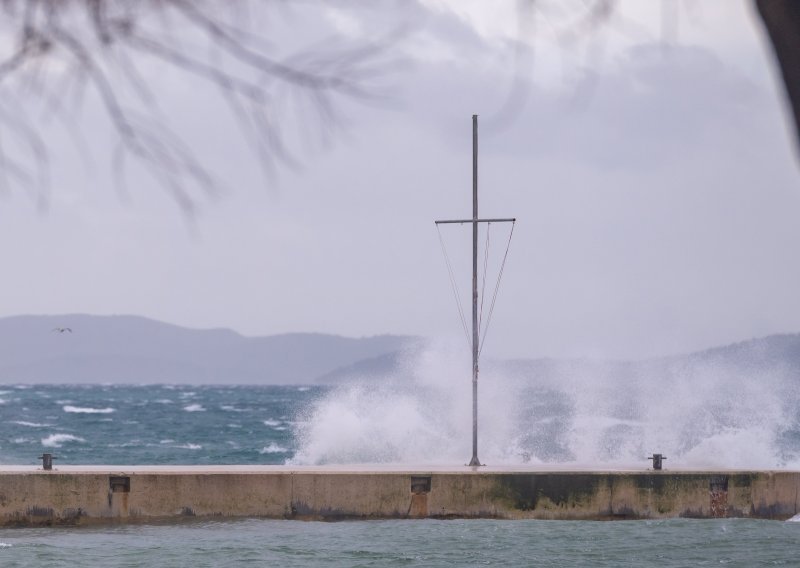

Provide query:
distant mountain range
left=0, top=315, right=416, bottom=384
left=495, top=332, right=800, bottom=386
left=1, top=314, right=799, bottom=385
left=320, top=332, right=800, bottom=388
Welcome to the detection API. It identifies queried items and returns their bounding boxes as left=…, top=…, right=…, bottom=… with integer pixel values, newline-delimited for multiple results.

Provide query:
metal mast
left=435, top=115, right=515, bottom=467
left=470, top=115, right=480, bottom=466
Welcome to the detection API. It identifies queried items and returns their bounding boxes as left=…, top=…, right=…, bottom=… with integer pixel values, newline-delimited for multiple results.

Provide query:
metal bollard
left=39, top=453, right=57, bottom=470
left=648, top=454, right=666, bottom=470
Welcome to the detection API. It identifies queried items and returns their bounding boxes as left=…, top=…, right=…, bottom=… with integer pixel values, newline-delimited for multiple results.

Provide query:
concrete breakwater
left=0, top=466, right=798, bottom=526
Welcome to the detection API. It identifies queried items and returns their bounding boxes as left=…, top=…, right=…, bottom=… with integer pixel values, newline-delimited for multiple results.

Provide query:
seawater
left=3, top=383, right=800, bottom=565
left=2, top=379, right=800, bottom=468
left=2, top=518, right=800, bottom=567
left=0, top=384, right=316, bottom=465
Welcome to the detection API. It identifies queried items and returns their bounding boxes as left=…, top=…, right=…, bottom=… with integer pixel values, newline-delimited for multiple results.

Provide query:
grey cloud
left=1, top=5, right=798, bottom=362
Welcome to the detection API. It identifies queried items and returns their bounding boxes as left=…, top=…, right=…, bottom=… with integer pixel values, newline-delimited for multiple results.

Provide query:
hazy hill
left=2, top=314, right=798, bottom=386
left=493, top=333, right=800, bottom=387
left=319, top=332, right=800, bottom=387
left=0, top=315, right=415, bottom=384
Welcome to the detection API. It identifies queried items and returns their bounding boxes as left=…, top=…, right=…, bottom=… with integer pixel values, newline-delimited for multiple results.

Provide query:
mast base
left=468, top=456, right=483, bottom=467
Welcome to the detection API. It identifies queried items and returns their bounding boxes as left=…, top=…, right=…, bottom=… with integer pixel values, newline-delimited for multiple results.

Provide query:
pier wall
left=1, top=468, right=798, bottom=526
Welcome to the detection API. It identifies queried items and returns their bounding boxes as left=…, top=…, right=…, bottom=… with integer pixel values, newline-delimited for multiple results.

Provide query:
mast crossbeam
left=434, top=218, right=516, bottom=224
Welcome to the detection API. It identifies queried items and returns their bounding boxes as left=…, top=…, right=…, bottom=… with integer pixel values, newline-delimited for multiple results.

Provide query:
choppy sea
left=0, top=384, right=313, bottom=465
left=2, top=383, right=800, bottom=566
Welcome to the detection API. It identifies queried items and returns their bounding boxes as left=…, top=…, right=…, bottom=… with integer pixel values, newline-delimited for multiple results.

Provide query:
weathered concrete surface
left=1, top=466, right=798, bottom=526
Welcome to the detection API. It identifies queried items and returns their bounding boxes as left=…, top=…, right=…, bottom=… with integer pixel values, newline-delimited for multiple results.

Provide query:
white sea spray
left=290, top=340, right=800, bottom=468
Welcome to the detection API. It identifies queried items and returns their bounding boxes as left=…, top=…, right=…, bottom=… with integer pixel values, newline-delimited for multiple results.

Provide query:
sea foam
left=42, top=434, right=86, bottom=447
left=259, top=443, right=289, bottom=454
left=63, top=405, right=115, bottom=414
left=10, top=421, right=50, bottom=427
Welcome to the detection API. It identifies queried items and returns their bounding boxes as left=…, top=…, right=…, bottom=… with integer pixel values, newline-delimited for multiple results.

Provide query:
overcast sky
left=0, top=0, right=798, bottom=360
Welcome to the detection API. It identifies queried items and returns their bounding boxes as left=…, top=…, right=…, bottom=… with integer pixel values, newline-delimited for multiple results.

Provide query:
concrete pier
left=1, top=465, right=798, bottom=526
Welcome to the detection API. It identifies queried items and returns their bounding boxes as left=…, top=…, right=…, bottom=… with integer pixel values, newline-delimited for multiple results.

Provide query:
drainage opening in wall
left=411, top=476, right=431, bottom=494
left=109, top=476, right=131, bottom=493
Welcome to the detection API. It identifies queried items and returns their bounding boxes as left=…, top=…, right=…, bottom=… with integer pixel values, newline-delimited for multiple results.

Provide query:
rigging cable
left=437, top=223, right=472, bottom=352
left=478, top=222, right=491, bottom=334
left=479, top=220, right=515, bottom=358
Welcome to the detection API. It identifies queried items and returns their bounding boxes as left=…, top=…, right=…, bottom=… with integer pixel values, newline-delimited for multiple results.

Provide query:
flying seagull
left=52, top=327, right=72, bottom=333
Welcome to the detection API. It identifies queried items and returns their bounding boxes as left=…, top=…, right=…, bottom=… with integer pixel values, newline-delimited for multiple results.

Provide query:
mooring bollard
left=648, top=454, right=666, bottom=470
left=39, top=453, right=57, bottom=470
